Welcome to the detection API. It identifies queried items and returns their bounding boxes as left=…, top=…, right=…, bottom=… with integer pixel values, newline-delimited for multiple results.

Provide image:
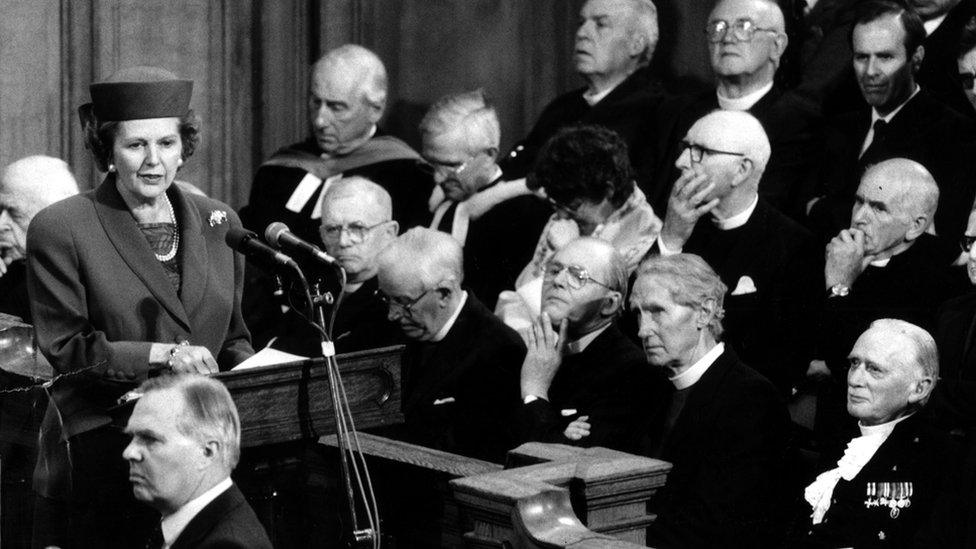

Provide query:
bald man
left=0, top=155, right=79, bottom=321
left=650, top=0, right=818, bottom=219
left=815, top=158, right=969, bottom=444
left=649, top=111, right=821, bottom=396
left=266, top=176, right=402, bottom=356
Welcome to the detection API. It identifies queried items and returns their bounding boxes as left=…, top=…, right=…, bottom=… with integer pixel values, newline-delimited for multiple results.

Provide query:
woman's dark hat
left=84, top=66, right=192, bottom=123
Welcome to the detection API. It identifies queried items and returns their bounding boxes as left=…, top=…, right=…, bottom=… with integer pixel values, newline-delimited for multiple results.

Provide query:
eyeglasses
left=320, top=221, right=388, bottom=243
left=421, top=159, right=469, bottom=177
left=960, top=72, right=975, bottom=91
left=680, top=140, right=745, bottom=164
left=544, top=262, right=612, bottom=291
left=706, top=18, right=779, bottom=43
left=961, top=235, right=976, bottom=253
left=375, top=288, right=433, bottom=316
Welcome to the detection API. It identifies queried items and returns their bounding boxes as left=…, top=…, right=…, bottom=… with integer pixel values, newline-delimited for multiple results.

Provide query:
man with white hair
left=651, top=110, right=821, bottom=396
left=124, top=374, right=271, bottom=548
left=0, top=155, right=79, bottom=321
left=797, top=319, right=956, bottom=547
left=420, top=90, right=551, bottom=308
left=501, top=0, right=664, bottom=187
left=376, top=228, right=524, bottom=462
left=241, top=44, right=434, bottom=348
left=651, top=0, right=817, bottom=219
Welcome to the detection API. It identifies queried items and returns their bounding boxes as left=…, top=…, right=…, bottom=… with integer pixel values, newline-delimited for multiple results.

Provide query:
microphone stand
left=308, top=269, right=378, bottom=548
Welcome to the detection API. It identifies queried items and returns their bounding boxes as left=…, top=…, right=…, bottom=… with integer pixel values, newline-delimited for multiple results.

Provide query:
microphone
left=265, top=222, right=337, bottom=266
left=226, top=227, right=298, bottom=269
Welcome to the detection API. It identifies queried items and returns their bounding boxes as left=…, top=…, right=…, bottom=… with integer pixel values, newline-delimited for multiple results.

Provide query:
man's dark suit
left=810, top=90, right=976, bottom=243
left=918, top=0, right=976, bottom=119
left=518, top=323, right=663, bottom=452
left=638, top=347, right=791, bottom=549
left=168, top=484, right=272, bottom=549
left=794, top=413, right=959, bottom=549
left=650, top=87, right=820, bottom=219
left=500, top=66, right=666, bottom=186
left=935, top=289, right=976, bottom=383
left=400, top=294, right=525, bottom=463
left=658, top=199, right=823, bottom=396
left=0, top=259, right=30, bottom=322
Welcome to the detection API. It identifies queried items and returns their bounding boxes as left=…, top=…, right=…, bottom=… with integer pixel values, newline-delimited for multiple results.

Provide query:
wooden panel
left=216, top=345, right=404, bottom=448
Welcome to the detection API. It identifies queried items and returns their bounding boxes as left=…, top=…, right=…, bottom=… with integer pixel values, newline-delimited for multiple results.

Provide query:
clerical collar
left=869, top=257, right=891, bottom=268
left=872, top=85, right=920, bottom=124
left=583, top=85, right=615, bottom=106
left=670, top=342, right=724, bottom=390
left=924, top=14, right=948, bottom=35
left=717, top=81, right=773, bottom=111
left=859, top=412, right=913, bottom=437
left=160, top=477, right=232, bottom=548
left=564, top=322, right=611, bottom=355
left=431, top=290, right=468, bottom=342
left=712, top=194, right=758, bottom=230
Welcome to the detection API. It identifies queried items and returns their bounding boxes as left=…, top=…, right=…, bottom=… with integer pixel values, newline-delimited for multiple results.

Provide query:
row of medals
left=864, top=481, right=913, bottom=518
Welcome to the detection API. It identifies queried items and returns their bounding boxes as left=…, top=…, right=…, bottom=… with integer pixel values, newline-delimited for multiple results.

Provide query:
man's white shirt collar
left=160, top=477, right=233, bottom=548
left=712, top=194, right=759, bottom=230
left=564, top=323, right=611, bottom=355
left=431, top=291, right=468, bottom=342
left=583, top=85, right=615, bottom=106
left=670, top=342, right=724, bottom=390
left=717, top=81, right=774, bottom=111
left=924, top=14, right=948, bottom=35
left=871, top=85, right=920, bottom=125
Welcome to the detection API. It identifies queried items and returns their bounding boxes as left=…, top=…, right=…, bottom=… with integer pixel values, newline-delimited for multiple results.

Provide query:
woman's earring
left=107, top=164, right=116, bottom=173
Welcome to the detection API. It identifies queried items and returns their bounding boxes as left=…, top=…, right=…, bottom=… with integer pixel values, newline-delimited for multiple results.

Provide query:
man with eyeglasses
left=375, top=227, right=524, bottom=462
left=809, top=0, right=976, bottom=247
left=649, top=0, right=818, bottom=220
left=262, top=176, right=402, bottom=357
left=517, top=237, right=661, bottom=452
left=648, top=110, right=821, bottom=398
left=419, top=90, right=551, bottom=309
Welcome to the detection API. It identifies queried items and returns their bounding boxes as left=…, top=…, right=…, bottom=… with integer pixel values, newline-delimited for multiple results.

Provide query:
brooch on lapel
left=864, top=481, right=913, bottom=518
left=208, top=210, right=227, bottom=227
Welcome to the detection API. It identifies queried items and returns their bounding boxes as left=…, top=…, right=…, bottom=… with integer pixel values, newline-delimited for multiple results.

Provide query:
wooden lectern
left=215, top=345, right=404, bottom=447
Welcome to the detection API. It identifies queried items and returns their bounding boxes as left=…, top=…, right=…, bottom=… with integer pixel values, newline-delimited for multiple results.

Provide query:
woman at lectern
left=26, top=66, right=253, bottom=547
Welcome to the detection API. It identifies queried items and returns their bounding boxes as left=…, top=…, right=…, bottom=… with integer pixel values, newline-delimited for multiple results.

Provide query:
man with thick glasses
left=376, top=228, right=524, bottom=462
left=419, top=91, right=551, bottom=309
left=518, top=237, right=661, bottom=452
left=809, top=1, right=976, bottom=247
left=649, top=0, right=817, bottom=220
left=650, top=110, right=821, bottom=398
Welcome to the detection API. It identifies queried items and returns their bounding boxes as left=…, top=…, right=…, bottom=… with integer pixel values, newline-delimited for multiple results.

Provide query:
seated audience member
left=268, top=176, right=401, bottom=356
left=651, top=0, right=818, bottom=219
left=631, top=253, right=790, bottom=548
left=496, top=125, right=661, bottom=330
left=124, top=374, right=272, bottom=548
left=376, top=228, right=524, bottom=462
left=241, top=44, right=433, bottom=349
left=420, top=90, right=551, bottom=309
left=960, top=16, right=976, bottom=113
left=810, top=0, right=976, bottom=244
left=518, top=237, right=662, bottom=451
left=653, top=110, right=821, bottom=396
left=0, top=155, right=79, bottom=321
left=936, top=207, right=976, bottom=383
left=916, top=0, right=976, bottom=118
left=501, top=0, right=664, bottom=188
left=795, top=319, right=957, bottom=548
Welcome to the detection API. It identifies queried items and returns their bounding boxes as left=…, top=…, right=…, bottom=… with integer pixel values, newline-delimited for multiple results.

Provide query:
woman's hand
left=168, top=344, right=218, bottom=374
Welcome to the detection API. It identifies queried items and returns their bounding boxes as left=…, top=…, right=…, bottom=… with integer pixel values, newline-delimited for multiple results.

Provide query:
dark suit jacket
left=640, top=347, right=791, bottom=549
left=650, top=86, right=820, bottom=219
left=667, top=199, right=822, bottom=396
left=918, top=0, right=976, bottom=120
left=27, top=178, right=253, bottom=439
left=810, top=90, right=976, bottom=243
left=518, top=323, right=663, bottom=452
left=500, top=66, right=667, bottom=187
left=400, top=293, right=525, bottom=463
left=0, top=259, right=30, bottom=322
left=170, top=483, right=272, bottom=549
left=795, top=413, right=959, bottom=549
left=936, top=290, right=976, bottom=383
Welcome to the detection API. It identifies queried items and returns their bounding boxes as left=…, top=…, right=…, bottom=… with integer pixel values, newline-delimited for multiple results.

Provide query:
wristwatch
left=828, top=284, right=850, bottom=298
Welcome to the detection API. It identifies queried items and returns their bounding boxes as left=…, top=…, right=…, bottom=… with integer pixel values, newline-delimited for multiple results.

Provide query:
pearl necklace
left=155, top=194, right=179, bottom=262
